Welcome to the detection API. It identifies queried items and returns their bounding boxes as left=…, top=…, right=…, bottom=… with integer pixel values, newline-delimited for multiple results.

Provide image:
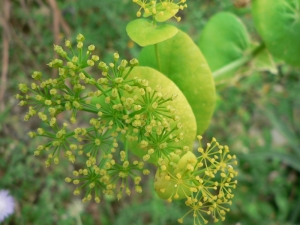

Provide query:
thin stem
left=152, top=15, right=157, bottom=27
left=124, top=136, right=129, bottom=160
left=153, top=16, right=162, bottom=71
left=82, top=70, right=108, bottom=97
left=123, top=67, right=134, bottom=80
left=81, top=107, right=98, bottom=114
left=75, top=214, right=83, bottom=225
left=155, top=43, right=161, bottom=71
left=213, top=56, right=251, bottom=79
left=213, top=43, right=265, bottom=79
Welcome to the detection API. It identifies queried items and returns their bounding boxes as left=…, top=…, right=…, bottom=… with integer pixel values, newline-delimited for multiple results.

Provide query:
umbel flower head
left=154, top=136, right=238, bottom=224
left=0, top=190, right=15, bottom=222
left=16, top=33, right=238, bottom=225
left=133, top=0, right=187, bottom=22
left=17, top=33, right=184, bottom=202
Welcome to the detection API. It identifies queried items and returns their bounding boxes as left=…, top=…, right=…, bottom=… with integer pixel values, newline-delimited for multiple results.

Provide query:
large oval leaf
left=138, top=30, right=216, bottom=134
left=252, top=0, right=300, bottom=67
left=127, top=66, right=197, bottom=162
left=90, top=66, right=196, bottom=163
left=126, top=18, right=178, bottom=46
left=198, top=12, right=250, bottom=82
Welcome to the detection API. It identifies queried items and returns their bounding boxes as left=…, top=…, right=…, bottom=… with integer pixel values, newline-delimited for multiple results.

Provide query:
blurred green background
left=0, top=0, right=300, bottom=224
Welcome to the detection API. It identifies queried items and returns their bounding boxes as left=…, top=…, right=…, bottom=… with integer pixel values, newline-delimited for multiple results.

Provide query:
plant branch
left=47, top=0, right=72, bottom=42
left=155, top=44, right=161, bottom=71
left=0, top=0, right=11, bottom=111
left=213, top=43, right=265, bottom=79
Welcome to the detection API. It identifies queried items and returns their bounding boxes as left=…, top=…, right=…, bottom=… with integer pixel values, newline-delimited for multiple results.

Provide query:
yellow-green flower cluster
left=17, top=33, right=188, bottom=202
left=153, top=136, right=238, bottom=224
left=17, top=33, right=237, bottom=224
left=133, top=0, right=187, bottom=22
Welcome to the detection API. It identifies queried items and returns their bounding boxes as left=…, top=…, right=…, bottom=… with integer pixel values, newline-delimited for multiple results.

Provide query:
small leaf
left=252, top=48, right=278, bottom=74
left=176, top=151, right=197, bottom=173
left=154, top=168, right=192, bottom=200
left=126, top=19, right=178, bottom=46
left=154, top=152, right=196, bottom=200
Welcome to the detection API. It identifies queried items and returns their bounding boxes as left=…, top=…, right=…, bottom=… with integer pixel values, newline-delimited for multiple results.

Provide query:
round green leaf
left=126, top=18, right=178, bottom=46
left=198, top=12, right=250, bottom=82
left=154, top=151, right=196, bottom=200
left=126, top=66, right=197, bottom=162
left=252, top=0, right=300, bottom=66
left=175, top=151, right=197, bottom=173
left=154, top=168, right=192, bottom=200
left=138, top=30, right=216, bottom=134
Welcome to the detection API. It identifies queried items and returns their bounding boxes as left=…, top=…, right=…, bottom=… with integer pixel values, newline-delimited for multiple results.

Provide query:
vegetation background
left=0, top=0, right=300, bottom=224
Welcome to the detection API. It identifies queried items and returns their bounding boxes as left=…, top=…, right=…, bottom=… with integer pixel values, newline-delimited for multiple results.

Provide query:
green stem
left=75, top=214, right=83, bottom=225
left=152, top=15, right=157, bottom=27
left=213, top=43, right=265, bottom=79
left=123, top=67, right=134, bottom=80
left=65, top=127, right=94, bottom=139
left=124, top=136, right=129, bottom=160
left=155, top=44, right=161, bottom=71
left=81, top=107, right=98, bottom=114
left=82, top=70, right=108, bottom=97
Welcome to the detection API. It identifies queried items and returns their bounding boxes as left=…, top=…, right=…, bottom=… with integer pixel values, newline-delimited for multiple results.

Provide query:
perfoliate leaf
left=126, top=19, right=178, bottom=46
left=126, top=66, right=197, bottom=163
left=139, top=30, right=216, bottom=134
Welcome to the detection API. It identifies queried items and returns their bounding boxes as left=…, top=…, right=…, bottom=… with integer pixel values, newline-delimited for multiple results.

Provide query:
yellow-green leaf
left=126, top=18, right=178, bottom=46
left=126, top=66, right=197, bottom=163
left=138, top=30, right=216, bottom=134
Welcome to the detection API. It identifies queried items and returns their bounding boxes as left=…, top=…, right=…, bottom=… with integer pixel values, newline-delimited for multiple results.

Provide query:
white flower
left=0, top=190, right=15, bottom=222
